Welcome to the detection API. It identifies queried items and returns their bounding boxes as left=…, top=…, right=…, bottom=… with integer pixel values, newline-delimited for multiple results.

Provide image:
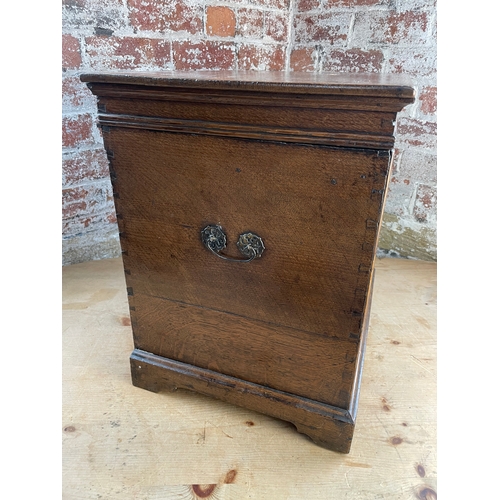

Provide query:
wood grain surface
left=80, top=70, right=415, bottom=97
left=62, top=256, right=436, bottom=499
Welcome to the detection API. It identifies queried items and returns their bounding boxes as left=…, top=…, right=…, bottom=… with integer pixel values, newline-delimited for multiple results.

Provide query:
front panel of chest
left=104, top=126, right=391, bottom=410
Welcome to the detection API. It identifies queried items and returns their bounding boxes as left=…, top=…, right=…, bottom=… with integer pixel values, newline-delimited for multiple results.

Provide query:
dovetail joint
left=358, top=264, right=370, bottom=274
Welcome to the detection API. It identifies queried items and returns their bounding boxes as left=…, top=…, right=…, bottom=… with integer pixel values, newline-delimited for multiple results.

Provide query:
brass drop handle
left=201, top=225, right=265, bottom=263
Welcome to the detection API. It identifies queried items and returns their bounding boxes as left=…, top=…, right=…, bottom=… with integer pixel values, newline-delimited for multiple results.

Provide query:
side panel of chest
left=105, top=129, right=391, bottom=409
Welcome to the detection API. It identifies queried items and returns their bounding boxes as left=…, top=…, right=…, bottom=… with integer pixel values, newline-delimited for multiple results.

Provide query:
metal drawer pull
left=201, top=225, right=265, bottom=263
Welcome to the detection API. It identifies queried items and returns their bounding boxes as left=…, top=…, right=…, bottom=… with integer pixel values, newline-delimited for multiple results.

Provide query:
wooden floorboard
left=62, top=256, right=436, bottom=499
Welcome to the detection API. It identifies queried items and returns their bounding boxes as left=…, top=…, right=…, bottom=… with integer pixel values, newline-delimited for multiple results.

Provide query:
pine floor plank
left=62, top=257, right=436, bottom=500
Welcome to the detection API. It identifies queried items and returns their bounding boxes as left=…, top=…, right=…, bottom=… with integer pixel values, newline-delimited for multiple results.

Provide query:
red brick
left=290, top=47, right=316, bottom=71
left=62, top=182, right=114, bottom=220
left=353, top=11, right=430, bottom=45
left=297, top=0, right=321, bottom=11
left=253, top=0, right=290, bottom=8
left=62, top=192, right=86, bottom=220
left=387, top=47, right=437, bottom=78
left=63, top=185, right=90, bottom=219
left=62, top=34, right=81, bottom=70
left=412, top=184, right=436, bottom=223
left=238, top=44, right=286, bottom=71
left=237, top=8, right=264, bottom=38
left=173, top=41, right=236, bottom=70
left=62, top=114, right=94, bottom=148
left=294, top=12, right=351, bottom=44
left=85, top=36, right=171, bottom=70
left=323, top=48, right=384, bottom=72
left=385, top=11, right=429, bottom=42
left=62, top=148, right=110, bottom=187
left=127, top=0, right=202, bottom=34
left=62, top=211, right=117, bottom=237
left=206, top=6, right=236, bottom=37
left=265, top=12, right=288, bottom=42
left=396, top=118, right=437, bottom=149
left=419, top=86, right=437, bottom=115
left=62, top=76, right=96, bottom=112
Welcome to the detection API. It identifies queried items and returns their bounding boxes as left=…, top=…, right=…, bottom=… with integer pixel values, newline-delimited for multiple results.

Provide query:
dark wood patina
left=82, top=70, right=414, bottom=453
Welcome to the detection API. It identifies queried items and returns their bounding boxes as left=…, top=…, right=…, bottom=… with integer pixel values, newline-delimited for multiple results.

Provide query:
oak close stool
left=81, top=71, right=415, bottom=453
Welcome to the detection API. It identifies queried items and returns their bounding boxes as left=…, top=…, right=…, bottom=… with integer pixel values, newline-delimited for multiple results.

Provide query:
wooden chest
left=82, top=71, right=414, bottom=453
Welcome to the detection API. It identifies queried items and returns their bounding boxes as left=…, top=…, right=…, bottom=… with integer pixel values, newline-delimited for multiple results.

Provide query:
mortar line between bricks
left=284, top=0, right=295, bottom=72
left=62, top=227, right=118, bottom=241
left=346, top=12, right=356, bottom=50
left=62, top=110, right=94, bottom=119
left=169, top=36, right=174, bottom=70
left=202, top=3, right=208, bottom=44
left=62, top=145, right=104, bottom=155
left=62, top=178, right=113, bottom=191
left=62, top=145, right=106, bottom=155
left=173, top=35, right=285, bottom=44
left=295, top=6, right=392, bottom=15
left=62, top=228, right=119, bottom=241
left=62, top=70, right=88, bottom=77
left=62, top=182, right=112, bottom=192
left=62, top=211, right=117, bottom=226
left=62, top=106, right=99, bottom=115
left=202, top=3, right=289, bottom=14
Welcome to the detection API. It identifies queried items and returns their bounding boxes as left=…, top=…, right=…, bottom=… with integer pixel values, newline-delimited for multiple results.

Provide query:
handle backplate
left=201, top=225, right=265, bottom=263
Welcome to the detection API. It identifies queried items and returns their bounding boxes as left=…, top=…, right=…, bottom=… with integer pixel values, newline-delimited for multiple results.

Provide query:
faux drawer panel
left=97, top=96, right=397, bottom=141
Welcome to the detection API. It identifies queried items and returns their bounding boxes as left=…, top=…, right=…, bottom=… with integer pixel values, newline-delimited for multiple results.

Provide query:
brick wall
left=62, top=0, right=437, bottom=265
